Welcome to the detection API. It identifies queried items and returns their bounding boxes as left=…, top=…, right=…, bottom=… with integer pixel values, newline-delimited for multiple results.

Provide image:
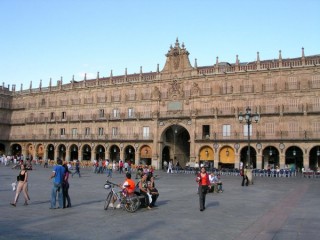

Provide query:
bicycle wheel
left=124, top=195, right=140, bottom=213
left=104, top=192, right=113, bottom=210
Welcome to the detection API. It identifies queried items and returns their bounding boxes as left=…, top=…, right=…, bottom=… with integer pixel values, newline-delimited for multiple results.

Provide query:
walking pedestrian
left=196, top=167, right=211, bottom=211
left=10, top=164, right=30, bottom=206
left=72, top=160, right=81, bottom=177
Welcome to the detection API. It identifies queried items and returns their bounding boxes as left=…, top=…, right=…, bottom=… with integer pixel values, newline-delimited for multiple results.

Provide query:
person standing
left=196, top=167, right=211, bottom=211
left=50, top=158, right=65, bottom=209
left=62, top=163, right=71, bottom=208
left=10, top=164, right=30, bottom=206
left=119, top=160, right=124, bottom=174
left=241, top=165, right=249, bottom=186
left=167, top=160, right=173, bottom=174
left=72, top=160, right=81, bottom=177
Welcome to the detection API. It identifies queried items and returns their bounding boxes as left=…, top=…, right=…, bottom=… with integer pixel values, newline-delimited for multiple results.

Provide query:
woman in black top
left=11, top=164, right=30, bottom=207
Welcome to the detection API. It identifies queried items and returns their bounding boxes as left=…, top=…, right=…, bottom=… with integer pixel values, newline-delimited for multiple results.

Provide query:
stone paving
left=0, top=164, right=319, bottom=240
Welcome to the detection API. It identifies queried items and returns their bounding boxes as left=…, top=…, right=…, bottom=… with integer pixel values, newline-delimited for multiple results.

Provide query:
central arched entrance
left=160, top=124, right=190, bottom=168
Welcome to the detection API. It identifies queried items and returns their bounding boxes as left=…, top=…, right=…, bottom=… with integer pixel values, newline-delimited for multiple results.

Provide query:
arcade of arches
left=3, top=125, right=320, bottom=171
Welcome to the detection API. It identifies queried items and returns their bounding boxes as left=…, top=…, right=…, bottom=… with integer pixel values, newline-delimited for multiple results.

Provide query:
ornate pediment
left=161, top=38, right=193, bottom=73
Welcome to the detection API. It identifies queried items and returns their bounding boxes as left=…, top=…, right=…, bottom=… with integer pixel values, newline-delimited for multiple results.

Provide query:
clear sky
left=1, top=0, right=319, bottom=90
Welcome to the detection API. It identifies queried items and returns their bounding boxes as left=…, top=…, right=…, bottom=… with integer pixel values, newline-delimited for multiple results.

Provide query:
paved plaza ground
left=0, top=164, right=319, bottom=240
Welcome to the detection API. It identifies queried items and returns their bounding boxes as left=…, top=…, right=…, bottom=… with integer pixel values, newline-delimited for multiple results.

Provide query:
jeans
left=51, top=182, right=63, bottom=208
left=198, top=185, right=208, bottom=210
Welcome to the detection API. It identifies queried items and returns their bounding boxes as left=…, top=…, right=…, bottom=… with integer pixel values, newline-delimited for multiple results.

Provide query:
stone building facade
left=1, top=39, right=320, bottom=170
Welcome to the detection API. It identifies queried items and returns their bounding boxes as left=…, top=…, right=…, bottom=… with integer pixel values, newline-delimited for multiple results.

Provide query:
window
left=41, top=98, right=46, bottom=106
left=128, top=89, right=136, bottom=101
left=203, top=103, right=211, bottom=115
left=112, top=127, right=118, bottom=136
left=50, top=112, right=55, bottom=120
left=113, top=108, right=119, bottom=118
left=60, top=128, right=65, bottom=136
left=98, top=127, right=104, bottom=136
left=243, top=124, right=252, bottom=137
left=128, top=108, right=134, bottom=118
left=288, top=121, right=299, bottom=137
left=265, top=122, right=274, bottom=135
left=49, top=128, right=54, bottom=136
left=72, top=128, right=77, bottom=136
left=223, top=125, right=231, bottom=137
left=203, top=125, right=210, bottom=138
left=99, top=109, right=105, bottom=118
left=85, top=127, right=90, bottom=136
left=143, top=126, right=150, bottom=139
left=62, top=112, right=66, bottom=120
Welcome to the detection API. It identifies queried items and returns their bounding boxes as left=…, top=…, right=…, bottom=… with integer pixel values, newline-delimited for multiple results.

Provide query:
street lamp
left=238, top=107, right=260, bottom=168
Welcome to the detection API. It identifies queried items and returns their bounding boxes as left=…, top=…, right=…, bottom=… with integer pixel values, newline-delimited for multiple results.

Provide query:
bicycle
left=104, top=180, right=141, bottom=213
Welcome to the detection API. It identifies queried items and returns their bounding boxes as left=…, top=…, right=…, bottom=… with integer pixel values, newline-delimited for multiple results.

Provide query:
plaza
left=1, top=164, right=319, bottom=240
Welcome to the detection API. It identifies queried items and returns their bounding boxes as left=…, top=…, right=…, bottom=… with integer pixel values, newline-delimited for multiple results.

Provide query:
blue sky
left=1, top=0, right=319, bottom=90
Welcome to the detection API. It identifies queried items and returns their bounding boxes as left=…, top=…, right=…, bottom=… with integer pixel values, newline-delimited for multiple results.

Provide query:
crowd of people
left=4, top=155, right=231, bottom=212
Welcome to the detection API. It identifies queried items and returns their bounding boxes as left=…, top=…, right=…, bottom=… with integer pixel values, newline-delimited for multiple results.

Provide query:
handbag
left=16, top=175, right=21, bottom=182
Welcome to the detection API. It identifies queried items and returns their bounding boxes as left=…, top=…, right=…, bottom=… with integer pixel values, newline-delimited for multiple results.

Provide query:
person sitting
left=138, top=173, right=152, bottom=209
left=121, top=173, right=136, bottom=195
left=209, top=173, right=223, bottom=193
left=209, top=173, right=219, bottom=193
left=147, top=176, right=159, bottom=207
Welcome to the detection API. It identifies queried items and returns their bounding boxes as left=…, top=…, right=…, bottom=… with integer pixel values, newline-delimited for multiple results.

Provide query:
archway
left=11, top=144, right=22, bottom=157
left=160, top=124, right=190, bottom=168
left=285, top=146, right=303, bottom=171
left=0, top=143, right=5, bottom=155
left=239, top=146, right=257, bottom=169
left=95, top=145, right=105, bottom=160
left=82, top=144, right=91, bottom=161
left=36, top=144, right=44, bottom=160
left=70, top=144, right=79, bottom=161
left=161, top=146, right=170, bottom=170
left=58, top=144, right=66, bottom=161
left=199, top=146, right=214, bottom=170
left=309, top=146, right=320, bottom=171
left=262, top=146, right=279, bottom=169
left=110, top=145, right=120, bottom=162
left=219, top=146, right=235, bottom=169
left=124, top=145, right=135, bottom=165
left=47, top=144, right=55, bottom=160
left=140, top=145, right=152, bottom=165
left=26, top=143, right=34, bottom=160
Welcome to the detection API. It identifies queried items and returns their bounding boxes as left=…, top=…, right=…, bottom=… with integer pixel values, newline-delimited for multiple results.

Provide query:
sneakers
left=109, top=203, right=114, bottom=208
left=116, top=203, right=121, bottom=209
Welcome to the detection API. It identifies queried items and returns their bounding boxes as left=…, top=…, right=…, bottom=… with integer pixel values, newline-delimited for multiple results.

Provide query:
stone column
left=279, top=152, right=286, bottom=169
left=304, top=153, right=309, bottom=169
left=256, top=151, right=263, bottom=169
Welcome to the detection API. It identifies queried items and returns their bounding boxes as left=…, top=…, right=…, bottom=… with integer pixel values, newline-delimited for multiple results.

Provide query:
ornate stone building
left=1, top=39, right=320, bottom=170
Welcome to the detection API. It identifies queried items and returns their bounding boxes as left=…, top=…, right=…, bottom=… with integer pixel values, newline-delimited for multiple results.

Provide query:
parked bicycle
left=104, top=180, right=141, bottom=213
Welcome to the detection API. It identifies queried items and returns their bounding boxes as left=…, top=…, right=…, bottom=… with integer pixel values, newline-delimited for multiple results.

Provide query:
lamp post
left=238, top=107, right=260, bottom=168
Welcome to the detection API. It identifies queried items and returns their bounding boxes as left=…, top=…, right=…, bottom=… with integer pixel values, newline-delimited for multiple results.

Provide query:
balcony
left=195, top=130, right=320, bottom=142
left=8, top=133, right=154, bottom=142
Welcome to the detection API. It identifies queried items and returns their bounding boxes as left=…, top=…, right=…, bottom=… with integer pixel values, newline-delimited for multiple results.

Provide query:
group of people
left=109, top=171, right=159, bottom=210
left=94, top=159, right=132, bottom=177
left=49, top=158, right=72, bottom=209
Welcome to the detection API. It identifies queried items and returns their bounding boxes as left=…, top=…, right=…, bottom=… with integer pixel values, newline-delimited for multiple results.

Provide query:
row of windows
left=47, top=108, right=136, bottom=120
left=51, top=126, right=150, bottom=137
left=50, top=122, right=320, bottom=138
